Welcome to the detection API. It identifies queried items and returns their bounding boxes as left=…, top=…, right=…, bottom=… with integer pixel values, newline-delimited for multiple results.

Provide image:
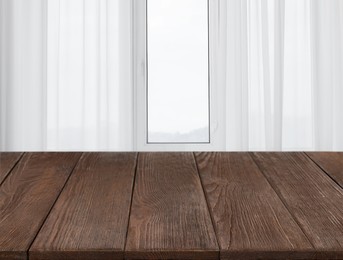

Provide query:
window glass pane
left=147, top=0, right=209, bottom=143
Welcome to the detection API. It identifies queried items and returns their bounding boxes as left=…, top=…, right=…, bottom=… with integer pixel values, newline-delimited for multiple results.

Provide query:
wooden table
left=0, top=152, right=342, bottom=259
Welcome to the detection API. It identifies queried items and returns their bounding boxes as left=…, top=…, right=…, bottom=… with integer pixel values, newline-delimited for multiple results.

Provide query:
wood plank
left=0, top=152, right=22, bottom=184
left=195, top=152, right=313, bottom=260
left=30, top=153, right=138, bottom=260
left=306, top=152, right=343, bottom=188
left=252, top=152, right=343, bottom=258
left=0, top=152, right=81, bottom=260
left=125, top=153, right=218, bottom=260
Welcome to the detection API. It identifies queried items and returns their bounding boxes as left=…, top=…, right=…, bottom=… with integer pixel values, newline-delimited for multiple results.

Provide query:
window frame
left=133, top=0, right=226, bottom=151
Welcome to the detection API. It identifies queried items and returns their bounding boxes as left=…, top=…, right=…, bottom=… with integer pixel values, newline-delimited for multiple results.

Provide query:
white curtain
left=1, top=0, right=343, bottom=151
left=0, top=0, right=47, bottom=150
left=224, top=0, right=343, bottom=151
left=47, top=0, right=133, bottom=151
left=311, top=0, right=343, bottom=150
left=0, top=0, right=133, bottom=151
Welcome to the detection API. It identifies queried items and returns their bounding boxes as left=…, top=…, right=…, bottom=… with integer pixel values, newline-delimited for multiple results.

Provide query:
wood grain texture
left=0, top=152, right=22, bottom=184
left=252, top=152, right=343, bottom=258
left=306, top=152, right=343, bottom=188
left=30, top=153, right=138, bottom=260
left=0, top=152, right=81, bottom=260
left=195, top=152, right=314, bottom=260
left=125, top=153, right=218, bottom=260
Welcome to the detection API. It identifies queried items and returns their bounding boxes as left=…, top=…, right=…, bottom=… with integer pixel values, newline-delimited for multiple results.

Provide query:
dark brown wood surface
left=1, top=152, right=343, bottom=259
left=195, top=152, right=314, bottom=259
left=252, top=152, right=343, bottom=258
left=0, top=153, right=81, bottom=260
left=125, top=153, right=219, bottom=260
left=29, top=153, right=138, bottom=260
left=306, top=152, right=343, bottom=188
left=0, top=152, right=22, bottom=184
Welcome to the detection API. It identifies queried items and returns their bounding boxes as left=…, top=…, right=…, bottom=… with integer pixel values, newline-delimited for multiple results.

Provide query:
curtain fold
left=0, top=0, right=47, bottom=151
left=225, top=0, right=249, bottom=150
left=311, top=0, right=343, bottom=150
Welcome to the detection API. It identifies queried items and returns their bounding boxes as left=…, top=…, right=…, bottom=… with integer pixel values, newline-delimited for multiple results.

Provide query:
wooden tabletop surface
left=0, top=152, right=342, bottom=260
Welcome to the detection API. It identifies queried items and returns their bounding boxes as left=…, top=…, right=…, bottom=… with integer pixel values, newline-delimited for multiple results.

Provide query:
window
left=134, top=0, right=225, bottom=151
left=147, top=0, right=209, bottom=144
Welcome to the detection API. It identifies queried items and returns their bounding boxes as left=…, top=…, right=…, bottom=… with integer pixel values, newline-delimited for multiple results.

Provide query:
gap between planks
left=251, top=152, right=343, bottom=258
left=249, top=152, right=317, bottom=250
left=0, top=153, right=82, bottom=260
left=123, top=153, right=140, bottom=254
left=125, top=152, right=219, bottom=260
left=195, top=152, right=314, bottom=260
left=305, top=152, right=343, bottom=189
left=26, top=153, right=84, bottom=259
left=192, top=152, right=220, bottom=252
left=29, top=153, right=138, bottom=260
left=0, top=152, right=24, bottom=186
